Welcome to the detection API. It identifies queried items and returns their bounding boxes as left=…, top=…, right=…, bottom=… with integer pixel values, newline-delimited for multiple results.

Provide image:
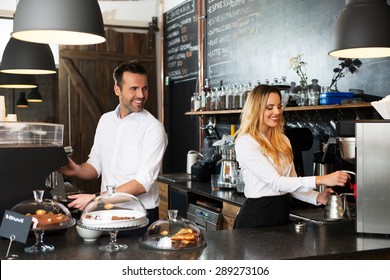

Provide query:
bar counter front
left=2, top=220, right=390, bottom=260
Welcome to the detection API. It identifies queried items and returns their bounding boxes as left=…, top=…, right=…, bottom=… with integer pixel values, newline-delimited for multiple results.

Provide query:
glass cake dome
left=79, top=185, right=148, bottom=230
left=11, top=189, right=75, bottom=253
left=139, top=209, right=206, bottom=250
left=79, top=185, right=148, bottom=252
left=11, top=189, right=74, bottom=231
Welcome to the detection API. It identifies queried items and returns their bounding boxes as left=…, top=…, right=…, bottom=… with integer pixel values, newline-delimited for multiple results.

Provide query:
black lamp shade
left=329, top=0, right=390, bottom=58
left=0, top=73, right=38, bottom=89
left=12, top=0, right=106, bottom=45
left=27, top=88, right=43, bottom=102
left=0, top=38, right=56, bottom=75
left=16, top=92, right=29, bottom=108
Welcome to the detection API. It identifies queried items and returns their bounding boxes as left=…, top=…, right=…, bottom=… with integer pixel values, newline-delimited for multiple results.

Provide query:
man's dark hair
left=113, top=60, right=147, bottom=88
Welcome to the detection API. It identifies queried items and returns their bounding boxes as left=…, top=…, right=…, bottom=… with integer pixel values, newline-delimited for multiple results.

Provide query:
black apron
left=234, top=194, right=290, bottom=228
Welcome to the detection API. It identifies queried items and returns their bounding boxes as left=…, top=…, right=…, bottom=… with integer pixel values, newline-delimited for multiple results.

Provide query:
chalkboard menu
left=163, top=0, right=198, bottom=82
left=205, top=0, right=259, bottom=87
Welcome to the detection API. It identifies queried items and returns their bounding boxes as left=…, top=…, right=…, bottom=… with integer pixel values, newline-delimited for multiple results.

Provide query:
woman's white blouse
left=235, top=134, right=319, bottom=205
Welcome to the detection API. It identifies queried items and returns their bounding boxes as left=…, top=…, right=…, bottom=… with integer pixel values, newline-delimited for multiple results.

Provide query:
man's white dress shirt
left=87, top=106, right=168, bottom=209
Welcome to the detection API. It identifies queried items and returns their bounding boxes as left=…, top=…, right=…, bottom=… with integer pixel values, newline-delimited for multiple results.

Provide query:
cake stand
left=25, top=218, right=76, bottom=253
left=78, top=219, right=148, bottom=252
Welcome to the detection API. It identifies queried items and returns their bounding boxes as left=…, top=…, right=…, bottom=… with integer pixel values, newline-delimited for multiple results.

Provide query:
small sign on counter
left=0, top=210, right=31, bottom=243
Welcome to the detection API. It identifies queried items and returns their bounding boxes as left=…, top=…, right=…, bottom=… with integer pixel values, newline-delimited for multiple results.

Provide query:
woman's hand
left=67, top=193, right=96, bottom=211
left=316, top=171, right=349, bottom=187
left=316, top=188, right=334, bottom=205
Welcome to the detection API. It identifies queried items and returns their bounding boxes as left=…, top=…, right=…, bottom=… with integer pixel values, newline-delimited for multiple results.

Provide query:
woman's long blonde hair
left=235, top=85, right=293, bottom=173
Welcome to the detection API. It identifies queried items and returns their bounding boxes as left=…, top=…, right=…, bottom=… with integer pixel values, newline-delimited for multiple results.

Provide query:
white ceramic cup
left=186, top=151, right=198, bottom=174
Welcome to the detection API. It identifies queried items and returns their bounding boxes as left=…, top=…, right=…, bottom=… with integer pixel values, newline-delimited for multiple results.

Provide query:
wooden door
left=58, top=28, right=157, bottom=193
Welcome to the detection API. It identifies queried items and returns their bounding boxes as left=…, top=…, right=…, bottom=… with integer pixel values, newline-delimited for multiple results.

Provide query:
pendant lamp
left=27, top=88, right=43, bottom=103
left=0, top=38, right=56, bottom=75
left=0, top=73, right=37, bottom=89
left=12, top=0, right=106, bottom=45
left=329, top=0, right=390, bottom=58
left=16, top=92, right=29, bottom=108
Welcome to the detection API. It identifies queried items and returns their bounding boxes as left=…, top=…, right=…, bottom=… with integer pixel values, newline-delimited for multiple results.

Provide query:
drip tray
left=290, top=208, right=352, bottom=225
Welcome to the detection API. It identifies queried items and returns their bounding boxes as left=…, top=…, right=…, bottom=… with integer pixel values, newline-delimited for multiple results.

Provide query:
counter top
left=2, top=221, right=390, bottom=260
left=3, top=174, right=388, bottom=260
left=158, top=173, right=246, bottom=206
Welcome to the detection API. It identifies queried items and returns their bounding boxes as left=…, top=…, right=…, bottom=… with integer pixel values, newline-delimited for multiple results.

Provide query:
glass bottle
left=213, top=87, right=220, bottom=110
left=200, top=90, right=206, bottom=111
left=210, top=88, right=217, bottom=111
left=201, top=78, right=211, bottom=111
left=290, top=81, right=298, bottom=93
left=233, top=83, right=240, bottom=109
left=226, top=85, right=234, bottom=110
left=308, top=79, right=321, bottom=106
left=194, top=92, right=201, bottom=111
left=219, top=86, right=227, bottom=110
left=297, top=80, right=308, bottom=106
left=242, top=82, right=252, bottom=108
left=205, top=91, right=211, bottom=111
left=190, top=93, right=196, bottom=112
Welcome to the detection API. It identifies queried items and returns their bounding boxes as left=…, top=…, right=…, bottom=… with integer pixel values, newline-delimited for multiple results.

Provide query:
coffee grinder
left=216, top=143, right=243, bottom=190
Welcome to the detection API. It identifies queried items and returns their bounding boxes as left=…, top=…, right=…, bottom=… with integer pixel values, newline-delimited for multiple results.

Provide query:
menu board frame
left=163, top=0, right=199, bottom=83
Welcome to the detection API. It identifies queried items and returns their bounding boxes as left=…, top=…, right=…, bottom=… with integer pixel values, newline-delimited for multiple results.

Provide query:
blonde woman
left=234, top=85, right=348, bottom=228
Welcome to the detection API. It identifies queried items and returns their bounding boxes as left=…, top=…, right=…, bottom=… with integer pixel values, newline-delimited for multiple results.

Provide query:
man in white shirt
left=58, top=61, right=168, bottom=233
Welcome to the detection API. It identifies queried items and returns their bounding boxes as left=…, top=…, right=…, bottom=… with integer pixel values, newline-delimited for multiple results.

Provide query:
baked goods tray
left=77, top=219, right=148, bottom=231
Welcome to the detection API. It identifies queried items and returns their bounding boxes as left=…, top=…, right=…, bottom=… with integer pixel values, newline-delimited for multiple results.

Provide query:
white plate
left=81, top=209, right=146, bottom=229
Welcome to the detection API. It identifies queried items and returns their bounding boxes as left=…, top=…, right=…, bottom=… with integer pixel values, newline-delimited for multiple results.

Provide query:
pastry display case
left=11, top=189, right=75, bottom=253
left=78, top=185, right=148, bottom=252
left=139, top=209, right=206, bottom=250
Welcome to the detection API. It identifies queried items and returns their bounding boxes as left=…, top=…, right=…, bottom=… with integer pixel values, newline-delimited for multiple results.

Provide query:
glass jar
left=297, top=89, right=308, bottom=106
left=307, top=89, right=319, bottom=106
left=309, top=79, right=321, bottom=93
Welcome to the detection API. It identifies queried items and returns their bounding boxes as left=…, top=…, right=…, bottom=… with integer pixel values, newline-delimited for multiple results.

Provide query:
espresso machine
left=337, top=120, right=390, bottom=235
left=0, top=122, right=69, bottom=218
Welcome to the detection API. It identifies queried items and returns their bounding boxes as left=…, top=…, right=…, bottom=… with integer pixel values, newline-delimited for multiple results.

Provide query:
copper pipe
left=198, top=0, right=206, bottom=151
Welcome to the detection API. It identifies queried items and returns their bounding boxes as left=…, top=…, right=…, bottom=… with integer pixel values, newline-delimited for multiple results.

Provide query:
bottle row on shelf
left=190, top=79, right=254, bottom=112
left=191, top=77, right=324, bottom=112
